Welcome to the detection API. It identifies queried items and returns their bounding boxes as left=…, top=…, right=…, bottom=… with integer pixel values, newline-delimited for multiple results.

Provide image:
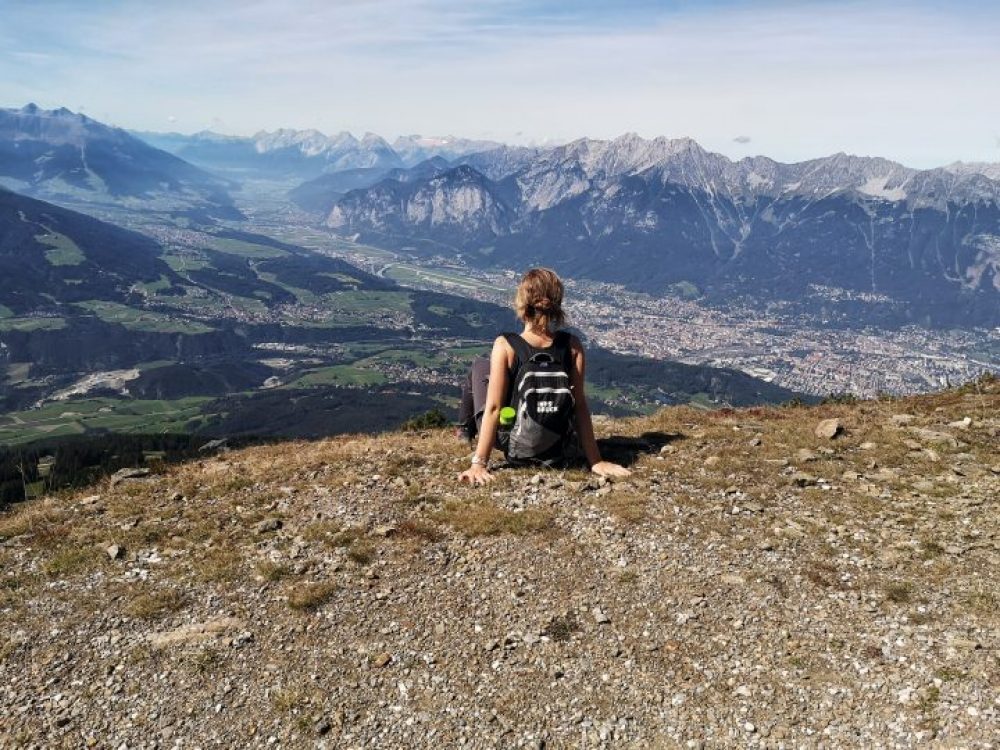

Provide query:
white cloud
left=3, top=0, right=1000, bottom=167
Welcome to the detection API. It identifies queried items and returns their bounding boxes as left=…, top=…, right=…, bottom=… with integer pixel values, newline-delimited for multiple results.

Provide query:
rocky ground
left=1, top=377, right=998, bottom=749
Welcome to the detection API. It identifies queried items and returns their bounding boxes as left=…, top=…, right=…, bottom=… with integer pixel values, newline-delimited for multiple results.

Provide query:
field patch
left=288, top=365, right=387, bottom=387
left=73, top=301, right=214, bottom=334
left=36, top=231, right=85, bottom=267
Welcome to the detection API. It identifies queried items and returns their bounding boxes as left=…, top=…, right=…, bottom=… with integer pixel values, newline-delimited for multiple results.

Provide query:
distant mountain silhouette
left=0, top=104, right=239, bottom=219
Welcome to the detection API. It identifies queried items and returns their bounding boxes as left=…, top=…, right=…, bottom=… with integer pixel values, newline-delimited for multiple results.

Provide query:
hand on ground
left=458, top=465, right=495, bottom=485
left=590, top=461, right=631, bottom=478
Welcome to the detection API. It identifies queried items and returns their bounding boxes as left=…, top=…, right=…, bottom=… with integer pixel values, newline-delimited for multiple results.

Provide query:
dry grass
left=600, top=492, right=649, bottom=524
left=397, top=518, right=445, bottom=543
left=346, top=541, right=376, bottom=565
left=187, top=645, right=223, bottom=674
left=256, top=560, right=292, bottom=582
left=0, top=502, right=72, bottom=545
left=126, top=587, right=188, bottom=620
left=192, top=546, right=244, bottom=583
left=43, top=546, right=102, bottom=578
left=434, top=501, right=554, bottom=537
left=286, top=581, right=338, bottom=612
left=385, top=452, right=426, bottom=476
left=885, top=582, right=914, bottom=604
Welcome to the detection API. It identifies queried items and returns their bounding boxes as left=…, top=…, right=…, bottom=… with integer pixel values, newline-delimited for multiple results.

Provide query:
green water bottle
left=498, top=406, right=516, bottom=450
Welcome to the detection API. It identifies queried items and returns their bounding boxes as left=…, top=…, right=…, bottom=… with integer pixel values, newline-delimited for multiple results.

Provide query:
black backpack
left=501, top=331, right=580, bottom=465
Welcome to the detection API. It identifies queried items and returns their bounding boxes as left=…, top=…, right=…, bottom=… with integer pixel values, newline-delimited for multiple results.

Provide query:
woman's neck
left=521, top=323, right=553, bottom=342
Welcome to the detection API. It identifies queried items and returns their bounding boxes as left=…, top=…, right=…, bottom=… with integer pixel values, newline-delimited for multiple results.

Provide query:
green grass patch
left=205, top=237, right=288, bottom=259
left=447, top=345, right=490, bottom=358
left=320, top=272, right=362, bottom=285
left=256, top=271, right=318, bottom=305
left=353, top=348, right=445, bottom=369
left=136, top=275, right=173, bottom=294
left=0, top=397, right=214, bottom=446
left=36, top=231, right=85, bottom=266
left=161, top=250, right=210, bottom=272
left=0, top=317, right=67, bottom=332
left=289, top=365, right=387, bottom=388
left=73, top=300, right=214, bottom=334
left=327, top=290, right=411, bottom=314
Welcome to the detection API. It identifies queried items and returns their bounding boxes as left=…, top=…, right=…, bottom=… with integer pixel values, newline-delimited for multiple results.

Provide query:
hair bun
left=534, top=297, right=553, bottom=312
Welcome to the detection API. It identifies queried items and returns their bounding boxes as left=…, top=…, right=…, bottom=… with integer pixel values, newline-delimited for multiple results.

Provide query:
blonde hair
left=514, top=267, right=565, bottom=331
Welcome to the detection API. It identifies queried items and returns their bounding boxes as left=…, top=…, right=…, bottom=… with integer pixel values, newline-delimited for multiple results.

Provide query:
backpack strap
left=500, top=332, right=530, bottom=409
left=550, top=330, right=573, bottom=373
left=501, top=331, right=533, bottom=374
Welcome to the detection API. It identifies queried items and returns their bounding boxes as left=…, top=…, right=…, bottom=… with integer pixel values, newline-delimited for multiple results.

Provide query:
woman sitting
left=458, top=268, right=631, bottom=485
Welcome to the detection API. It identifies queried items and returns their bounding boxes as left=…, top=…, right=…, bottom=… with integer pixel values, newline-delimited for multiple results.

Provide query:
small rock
left=592, top=608, right=611, bottom=625
left=231, top=631, right=254, bottom=649
left=314, top=719, right=331, bottom=735
left=747, top=436, right=762, bottom=447
left=373, top=525, right=396, bottom=538
left=148, top=617, right=245, bottom=649
left=859, top=441, right=877, bottom=450
left=790, top=471, right=817, bottom=487
left=704, top=456, right=721, bottom=467
left=948, top=417, right=972, bottom=430
left=371, top=652, right=392, bottom=668
left=110, top=467, right=150, bottom=486
left=909, top=427, right=959, bottom=447
left=795, top=448, right=817, bottom=463
left=169, top=491, right=184, bottom=502
left=734, top=685, right=752, bottom=697
left=890, top=414, right=916, bottom=425
left=79, top=495, right=101, bottom=506
left=106, top=544, right=123, bottom=560
left=255, top=518, right=282, bottom=534
left=815, top=418, right=843, bottom=439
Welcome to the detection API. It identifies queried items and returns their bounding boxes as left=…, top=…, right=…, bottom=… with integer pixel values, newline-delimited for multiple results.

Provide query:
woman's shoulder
left=559, top=329, right=584, bottom=350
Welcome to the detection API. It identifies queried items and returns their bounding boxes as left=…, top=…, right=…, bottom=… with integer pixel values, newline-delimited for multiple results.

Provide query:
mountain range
left=135, top=128, right=504, bottom=181
left=318, top=134, right=1000, bottom=327
left=0, top=105, right=239, bottom=220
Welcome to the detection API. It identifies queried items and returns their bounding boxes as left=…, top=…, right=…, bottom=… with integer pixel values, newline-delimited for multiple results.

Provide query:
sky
left=2, top=0, right=999, bottom=168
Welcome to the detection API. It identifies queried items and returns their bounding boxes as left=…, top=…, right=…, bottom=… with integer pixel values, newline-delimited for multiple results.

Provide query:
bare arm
left=458, top=337, right=510, bottom=484
left=569, top=336, right=631, bottom=478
